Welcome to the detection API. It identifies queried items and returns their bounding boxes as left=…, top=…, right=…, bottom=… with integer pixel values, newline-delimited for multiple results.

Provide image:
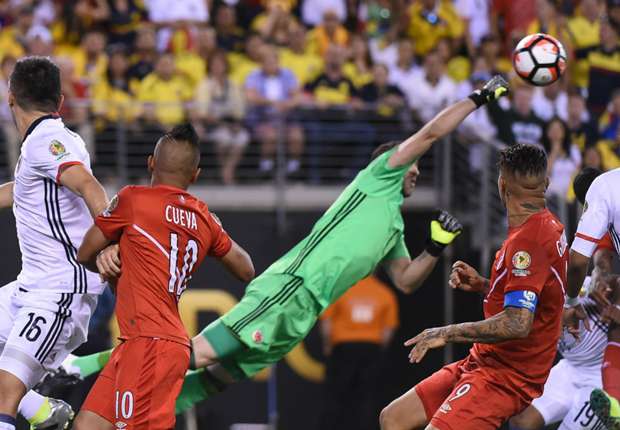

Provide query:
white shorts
left=531, top=359, right=603, bottom=429
left=0, top=281, right=97, bottom=389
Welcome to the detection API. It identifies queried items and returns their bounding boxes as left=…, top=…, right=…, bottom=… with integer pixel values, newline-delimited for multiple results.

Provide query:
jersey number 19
left=168, top=232, right=198, bottom=298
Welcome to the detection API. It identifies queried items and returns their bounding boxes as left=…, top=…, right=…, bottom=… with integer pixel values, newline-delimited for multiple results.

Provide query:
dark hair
left=573, top=167, right=603, bottom=205
left=9, top=56, right=61, bottom=112
left=207, top=50, right=230, bottom=75
left=371, top=141, right=400, bottom=160
left=541, top=117, right=572, bottom=155
left=498, top=144, right=547, bottom=177
left=166, top=123, right=199, bottom=147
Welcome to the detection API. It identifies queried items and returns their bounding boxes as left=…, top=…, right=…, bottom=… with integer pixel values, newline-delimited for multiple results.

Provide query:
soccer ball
left=512, top=33, right=567, bottom=86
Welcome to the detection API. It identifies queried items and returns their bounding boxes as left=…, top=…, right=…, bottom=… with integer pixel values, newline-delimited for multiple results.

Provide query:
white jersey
left=13, top=115, right=103, bottom=294
left=572, top=168, right=620, bottom=257
left=558, top=297, right=609, bottom=369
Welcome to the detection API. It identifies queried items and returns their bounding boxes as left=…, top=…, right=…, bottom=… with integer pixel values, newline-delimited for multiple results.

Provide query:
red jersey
left=95, top=184, right=232, bottom=346
left=472, top=209, right=567, bottom=397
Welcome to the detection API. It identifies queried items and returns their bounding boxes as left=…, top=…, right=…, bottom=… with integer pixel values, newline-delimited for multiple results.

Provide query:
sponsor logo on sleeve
left=49, top=140, right=70, bottom=161
left=518, top=290, right=537, bottom=311
left=101, top=195, right=119, bottom=217
left=511, top=250, right=531, bottom=277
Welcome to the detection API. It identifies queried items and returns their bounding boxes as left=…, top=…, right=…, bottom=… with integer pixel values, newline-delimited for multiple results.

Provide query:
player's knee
left=508, top=408, right=544, bottom=430
left=380, top=402, right=406, bottom=430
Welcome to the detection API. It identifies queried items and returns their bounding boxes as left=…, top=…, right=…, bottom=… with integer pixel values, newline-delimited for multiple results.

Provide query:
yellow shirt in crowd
left=137, top=73, right=192, bottom=125
left=406, top=0, right=464, bottom=56
left=279, top=48, right=323, bottom=85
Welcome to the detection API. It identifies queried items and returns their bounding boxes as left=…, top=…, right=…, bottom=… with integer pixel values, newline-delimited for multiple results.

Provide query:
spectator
left=358, top=0, right=397, bottom=40
left=543, top=117, right=582, bottom=198
left=405, top=0, right=464, bottom=56
left=369, top=33, right=399, bottom=70
left=24, top=25, right=53, bottom=56
left=566, top=91, right=595, bottom=151
left=174, top=27, right=219, bottom=90
left=583, top=145, right=604, bottom=170
left=359, top=63, right=406, bottom=141
left=229, top=33, right=265, bottom=86
left=307, top=9, right=350, bottom=57
left=610, top=0, right=620, bottom=26
left=92, top=48, right=138, bottom=128
left=106, top=0, right=146, bottom=48
left=343, top=34, right=374, bottom=88
left=75, top=0, right=110, bottom=27
left=252, top=0, right=300, bottom=46
left=0, top=56, right=18, bottom=174
left=477, top=35, right=512, bottom=76
left=137, top=53, right=192, bottom=128
left=301, top=0, right=346, bottom=27
left=214, top=5, right=245, bottom=52
left=454, top=0, right=491, bottom=55
left=127, top=25, right=158, bottom=90
left=596, top=126, right=620, bottom=170
left=192, top=51, right=249, bottom=185
left=566, top=0, right=602, bottom=88
left=319, top=275, right=399, bottom=430
left=0, top=5, right=34, bottom=60
left=526, top=0, right=563, bottom=40
left=144, top=0, right=208, bottom=24
left=71, top=30, right=109, bottom=86
left=401, top=49, right=456, bottom=123
left=280, top=23, right=324, bottom=86
left=304, top=45, right=374, bottom=182
left=387, top=39, right=421, bottom=94
left=532, top=80, right=568, bottom=122
left=245, top=45, right=304, bottom=177
left=579, top=17, right=620, bottom=117
left=599, top=89, right=620, bottom=141
left=488, top=83, right=546, bottom=146
left=56, top=56, right=94, bottom=156
left=491, top=0, right=536, bottom=50
left=436, top=37, right=470, bottom=83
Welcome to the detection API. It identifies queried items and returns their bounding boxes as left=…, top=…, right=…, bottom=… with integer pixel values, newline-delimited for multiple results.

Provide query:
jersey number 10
left=168, top=232, right=198, bottom=298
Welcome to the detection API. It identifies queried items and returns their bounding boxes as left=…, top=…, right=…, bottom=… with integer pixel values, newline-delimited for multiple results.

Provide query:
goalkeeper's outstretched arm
left=388, top=75, right=509, bottom=168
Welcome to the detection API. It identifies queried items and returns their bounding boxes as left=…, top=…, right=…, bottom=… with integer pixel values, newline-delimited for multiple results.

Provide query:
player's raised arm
left=58, top=164, right=108, bottom=218
left=0, top=181, right=14, bottom=208
left=388, top=75, right=509, bottom=168
left=384, top=211, right=463, bottom=294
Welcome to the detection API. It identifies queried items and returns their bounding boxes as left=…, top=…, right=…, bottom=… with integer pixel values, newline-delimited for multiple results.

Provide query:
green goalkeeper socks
left=64, top=349, right=113, bottom=378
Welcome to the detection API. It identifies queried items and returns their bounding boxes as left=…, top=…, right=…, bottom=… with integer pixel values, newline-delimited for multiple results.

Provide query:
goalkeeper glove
left=468, top=75, right=509, bottom=108
left=426, top=210, right=463, bottom=257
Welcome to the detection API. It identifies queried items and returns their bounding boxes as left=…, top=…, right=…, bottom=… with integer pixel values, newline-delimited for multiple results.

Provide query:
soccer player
left=508, top=168, right=620, bottom=430
left=0, top=57, right=109, bottom=430
left=93, top=75, right=508, bottom=409
left=564, top=166, right=620, bottom=430
left=72, top=124, right=254, bottom=430
left=380, top=144, right=568, bottom=430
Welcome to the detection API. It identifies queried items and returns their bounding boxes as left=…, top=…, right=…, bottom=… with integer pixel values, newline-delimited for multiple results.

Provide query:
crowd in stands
left=0, top=0, right=618, bottom=191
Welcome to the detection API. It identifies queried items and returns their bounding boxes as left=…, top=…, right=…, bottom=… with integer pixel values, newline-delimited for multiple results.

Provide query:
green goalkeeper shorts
left=205, top=273, right=322, bottom=379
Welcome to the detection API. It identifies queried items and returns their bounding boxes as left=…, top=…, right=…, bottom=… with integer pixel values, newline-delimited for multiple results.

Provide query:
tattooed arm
left=404, top=307, right=534, bottom=363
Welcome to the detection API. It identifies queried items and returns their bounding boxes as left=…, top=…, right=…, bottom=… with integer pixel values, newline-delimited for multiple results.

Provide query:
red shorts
left=415, top=355, right=533, bottom=430
left=82, top=337, right=190, bottom=430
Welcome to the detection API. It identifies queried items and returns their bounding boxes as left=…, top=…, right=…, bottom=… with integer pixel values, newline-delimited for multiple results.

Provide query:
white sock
left=19, top=390, right=47, bottom=422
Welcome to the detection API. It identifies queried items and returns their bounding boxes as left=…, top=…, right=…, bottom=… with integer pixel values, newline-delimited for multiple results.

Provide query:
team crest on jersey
left=512, top=251, right=531, bottom=276
left=101, top=195, right=119, bottom=217
left=49, top=140, right=69, bottom=160
left=252, top=330, right=263, bottom=343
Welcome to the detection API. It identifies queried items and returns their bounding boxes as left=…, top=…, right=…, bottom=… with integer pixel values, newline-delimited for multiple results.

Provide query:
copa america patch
left=252, top=330, right=263, bottom=343
left=49, top=140, right=70, bottom=160
left=512, top=250, right=531, bottom=277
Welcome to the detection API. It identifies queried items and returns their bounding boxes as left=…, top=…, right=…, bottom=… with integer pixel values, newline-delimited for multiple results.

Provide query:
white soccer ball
left=512, top=33, right=567, bottom=86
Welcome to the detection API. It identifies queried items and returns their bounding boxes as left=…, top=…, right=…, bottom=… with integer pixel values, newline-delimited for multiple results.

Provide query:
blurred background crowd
left=0, top=0, right=617, bottom=193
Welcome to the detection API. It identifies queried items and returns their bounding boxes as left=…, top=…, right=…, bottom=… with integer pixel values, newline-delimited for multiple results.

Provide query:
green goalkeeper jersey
left=262, top=148, right=413, bottom=309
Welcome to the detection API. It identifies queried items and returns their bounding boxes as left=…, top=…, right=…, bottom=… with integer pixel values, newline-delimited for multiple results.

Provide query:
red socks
left=603, top=342, right=620, bottom=400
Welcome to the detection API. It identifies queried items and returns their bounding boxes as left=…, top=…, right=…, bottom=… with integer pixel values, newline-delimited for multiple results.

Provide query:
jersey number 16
left=168, top=232, right=198, bottom=298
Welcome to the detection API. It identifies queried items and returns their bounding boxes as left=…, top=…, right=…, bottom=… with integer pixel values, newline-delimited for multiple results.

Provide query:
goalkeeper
left=85, top=75, right=509, bottom=413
